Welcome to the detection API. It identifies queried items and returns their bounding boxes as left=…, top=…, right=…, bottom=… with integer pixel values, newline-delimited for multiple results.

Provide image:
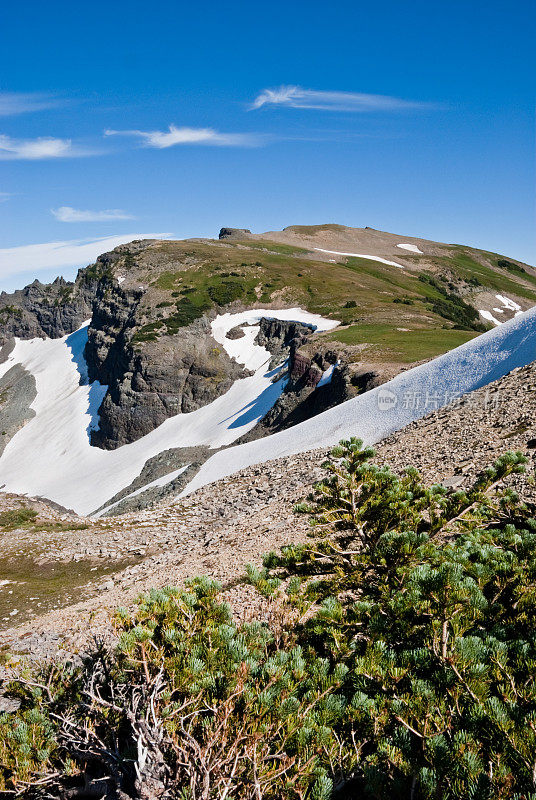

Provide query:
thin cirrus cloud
left=0, top=233, right=171, bottom=286
left=251, top=85, right=433, bottom=112
left=105, top=124, right=264, bottom=148
left=52, top=206, right=135, bottom=223
left=0, top=92, right=61, bottom=117
left=0, top=134, right=96, bottom=160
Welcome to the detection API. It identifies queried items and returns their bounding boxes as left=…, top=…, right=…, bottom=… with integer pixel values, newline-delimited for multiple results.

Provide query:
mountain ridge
left=0, top=224, right=534, bottom=515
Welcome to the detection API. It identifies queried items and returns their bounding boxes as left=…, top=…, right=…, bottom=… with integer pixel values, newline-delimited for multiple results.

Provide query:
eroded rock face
left=240, top=330, right=381, bottom=440
left=0, top=240, right=377, bottom=456
left=85, top=279, right=248, bottom=449
left=0, top=275, right=97, bottom=344
left=256, top=317, right=312, bottom=366
left=257, top=348, right=348, bottom=433
left=0, top=363, right=36, bottom=456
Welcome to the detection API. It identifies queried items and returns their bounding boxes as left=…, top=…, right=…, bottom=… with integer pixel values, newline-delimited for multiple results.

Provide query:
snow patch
left=211, top=308, right=339, bottom=371
left=317, top=362, right=338, bottom=388
left=314, top=248, right=404, bottom=269
left=480, top=295, right=524, bottom=326
left=496, top=294, right=522, bottom=314
left=397, top=243, right=423, bottom=254
left=480, top=310, right=503, bottom=326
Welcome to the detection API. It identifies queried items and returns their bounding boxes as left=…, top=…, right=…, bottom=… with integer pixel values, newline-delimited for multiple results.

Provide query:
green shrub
left=131, top=319, right=164, bottom=344
left=498, top=258, right=526, bottom=274
left=123, top=251, right=136, bottom=270
left=207, top=280, right=244, bottom=306
left=3, top=441, right=536, bottom=799
left=419, top=273, right=486, bottom=330
left=82, top=261, right=113, bottom=284
left=164, top=297, right=210, bottom=332
left=0, top=708, right=59, bottom=789
left=0, top=507, right=38, bottom=530
left=0, top=305, right=23, bottom=319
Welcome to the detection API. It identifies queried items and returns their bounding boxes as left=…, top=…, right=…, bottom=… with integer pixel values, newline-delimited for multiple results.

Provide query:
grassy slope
left=127, top=237, right=536, bottom=365
left=328, top=324, right=477, bottom=363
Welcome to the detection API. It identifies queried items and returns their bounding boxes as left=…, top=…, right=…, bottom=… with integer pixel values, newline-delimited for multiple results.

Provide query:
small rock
left=440, top=475, right=465, bottom=489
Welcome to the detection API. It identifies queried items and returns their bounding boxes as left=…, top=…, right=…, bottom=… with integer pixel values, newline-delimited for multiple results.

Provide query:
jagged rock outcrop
left=258, top=348, right=348, bottom=432
left=218, top=227, right=252, bottom=240
left=3, top=223, right=519, bottom=464
left=0, top=239, right=162, bottom=347
left=241, top=327, right=381, bottom=440
left=256, top=317, right=312, bottom=366
left=0, top=274, right=98, bottom=344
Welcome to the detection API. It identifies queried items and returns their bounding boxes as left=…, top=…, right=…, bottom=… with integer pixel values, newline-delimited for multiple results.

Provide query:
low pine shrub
left=2, top=440, right=536, bottom=799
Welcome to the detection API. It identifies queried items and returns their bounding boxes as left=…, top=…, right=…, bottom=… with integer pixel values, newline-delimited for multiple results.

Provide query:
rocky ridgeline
left=1, top=226, right=534, bottom=520
left=0, top=276, right=95, bottom=343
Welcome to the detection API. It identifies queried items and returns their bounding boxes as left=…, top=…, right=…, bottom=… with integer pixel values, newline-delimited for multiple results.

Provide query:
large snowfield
left=0, top=309, right=337, bottom=515
left=0, top=305, right=534, bottom=515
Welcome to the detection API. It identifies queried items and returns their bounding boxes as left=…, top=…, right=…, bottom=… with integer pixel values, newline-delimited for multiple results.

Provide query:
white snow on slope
left=211, top=308, right=339, bottom=370
left=480, top=295, right=524, bottom=326
left=314, top=248, right=404, bottom=269
left=397, top=243, right=423, bottom=254
left=480, top=310, right=504, bottom=327
left=0, top=308, right=337, bottom=515
left=317, top=362, right=338, bottom=387
left=180, top=307, right=536, bottom=497
left=496, top=294, right=522, bottom=313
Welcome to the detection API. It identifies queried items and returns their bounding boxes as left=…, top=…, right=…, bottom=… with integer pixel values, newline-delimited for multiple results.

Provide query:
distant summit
left=218, top=227, right=252, bottom=240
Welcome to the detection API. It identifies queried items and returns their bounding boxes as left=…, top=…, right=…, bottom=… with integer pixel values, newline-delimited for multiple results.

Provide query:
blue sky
left=0, top=0, right=534, bottom=290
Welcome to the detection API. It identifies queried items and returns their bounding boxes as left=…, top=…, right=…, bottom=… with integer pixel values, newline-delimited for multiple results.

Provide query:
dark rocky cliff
left=85, top=277, right=247, bottom=449
left=0, top=274, right=98, bottom=344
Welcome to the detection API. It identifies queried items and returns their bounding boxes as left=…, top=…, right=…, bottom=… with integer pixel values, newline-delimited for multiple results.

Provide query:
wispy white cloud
left=0, top=192, right=11, bottom=202
left=0, top=233, right=171, bottom=284
left=0, top=92, right=61, bottom=117
left=52, top=206, right=135, bottom=222
left=0, top=134, right=96, bottom=160
left=251, top=86, right=433, bottom=112
left=105, top=124, right=263, bottom=148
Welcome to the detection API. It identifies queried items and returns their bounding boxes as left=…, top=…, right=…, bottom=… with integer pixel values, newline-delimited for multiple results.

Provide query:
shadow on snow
left=65, top=326, right=108, bottom=436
